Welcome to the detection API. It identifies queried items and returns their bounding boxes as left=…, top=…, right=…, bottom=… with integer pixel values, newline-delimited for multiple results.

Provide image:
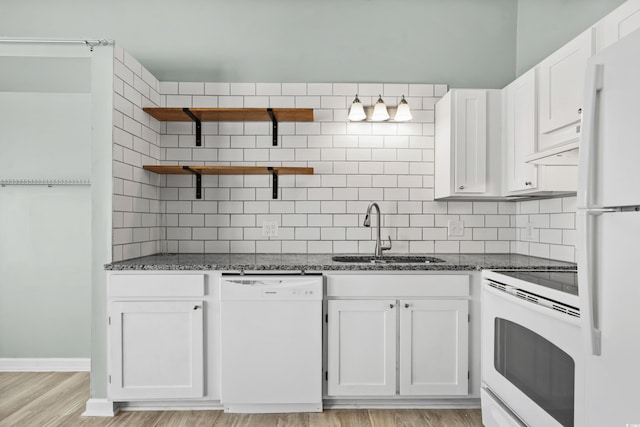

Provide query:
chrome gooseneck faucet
left=363, top=202, right=392, bottom=258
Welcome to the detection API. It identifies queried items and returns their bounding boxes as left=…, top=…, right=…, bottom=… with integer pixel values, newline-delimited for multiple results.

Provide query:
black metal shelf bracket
left=267, top=108, right=278, bottom=146
left=182, top=166, right=202, bottom=199
left=268, top=167, right=278, bottom=199
left=183, top=108, right=202, bottom=146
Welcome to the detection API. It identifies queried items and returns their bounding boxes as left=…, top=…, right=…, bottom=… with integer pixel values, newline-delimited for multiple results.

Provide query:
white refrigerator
left=577, top=27, right=640, bottom=426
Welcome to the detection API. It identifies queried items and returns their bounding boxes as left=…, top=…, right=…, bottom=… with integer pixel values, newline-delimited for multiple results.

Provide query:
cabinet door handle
left=404, top=303, right=410, bottom=308
left=458, top=185, right=465, bottom=190
left=389, top=304, right=395, bottom=309
left=193, top=305, right=201, bottom=310
left=525, top=181, right=532, bottom=186
left=578, top=108, right=582, bottom=115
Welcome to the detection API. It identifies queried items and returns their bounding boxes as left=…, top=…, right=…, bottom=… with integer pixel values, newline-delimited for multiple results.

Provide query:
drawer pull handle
left=193, top=305, right=201, bottom=310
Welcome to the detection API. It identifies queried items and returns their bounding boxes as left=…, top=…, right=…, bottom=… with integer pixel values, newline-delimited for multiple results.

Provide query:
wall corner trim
left=82, top=398, right=119, bottom=417
left=0, top=358, right=90, bottom=372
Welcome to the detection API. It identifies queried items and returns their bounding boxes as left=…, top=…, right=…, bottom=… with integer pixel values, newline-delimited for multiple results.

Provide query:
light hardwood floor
left=0, top=372, right=483, bottom=427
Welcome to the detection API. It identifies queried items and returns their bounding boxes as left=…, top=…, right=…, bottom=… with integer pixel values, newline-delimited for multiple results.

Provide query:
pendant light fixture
left=370, top=95, right=390, bottom=121
left=347, top=94, right=366, bottom=121
left=393, top=95, right=413, bottom=122
left=347, top=94, right=413, bottom=122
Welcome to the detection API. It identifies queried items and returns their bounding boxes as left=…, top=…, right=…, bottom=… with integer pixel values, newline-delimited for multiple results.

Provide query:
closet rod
left=0, top=39, right=111, bottom=51
left=0, top=179, right=91, bottom=186
left=0, top=39, right=110, bottom=45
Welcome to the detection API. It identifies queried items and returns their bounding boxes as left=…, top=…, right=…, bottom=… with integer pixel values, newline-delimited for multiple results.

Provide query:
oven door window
left=494, top=318, right=575, bottom=427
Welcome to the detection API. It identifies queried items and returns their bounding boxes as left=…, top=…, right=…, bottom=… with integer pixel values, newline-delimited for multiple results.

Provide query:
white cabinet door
left=327, top=300, right=397, bottom=396
left=453, top=90, right=487, bottom=194
left=596, top=0, right=640, bottom=51
left=110, top=300, right=204, bottom=400
left=399, top=300, right=469, bottom=396
left=538, top=28, right=594, bottom=149
left=504, top=68, right=538, bottom=193
left=435, top=89, right=502, bottom=200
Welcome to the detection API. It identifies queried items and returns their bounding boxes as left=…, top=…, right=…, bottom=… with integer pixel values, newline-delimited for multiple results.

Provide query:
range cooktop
left=495, top=270, right=578, bottom=296
left=483, top=269, right=579, bottom=308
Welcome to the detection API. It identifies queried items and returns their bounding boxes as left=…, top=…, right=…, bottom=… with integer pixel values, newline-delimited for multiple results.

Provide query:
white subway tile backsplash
left=307, top=83, right=333, bottom=96
left=179, top=82, right=204, bottom=95
left=461, top=241, right=485, bottom=253
left=230, top=83, right=255, bottom=96
left=282, top=83, right=307, bottom=96
left=218, top=96, right=244, bottom=108
left=550, top=213, right=575, bottom=229
left=409, top=84, right=434, bottom=97
left=383, top=84, right=409, bottom=97
left=256, top=83, right=281, bottom=96
left=111, top=68, right=577, bottom=260
left=205, top=82, right=230, bottom=95
left=358, top=83, right=384, bottom=97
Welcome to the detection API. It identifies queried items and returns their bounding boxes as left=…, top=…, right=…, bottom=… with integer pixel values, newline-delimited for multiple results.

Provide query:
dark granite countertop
left=105, top=253, right=576, bottom=272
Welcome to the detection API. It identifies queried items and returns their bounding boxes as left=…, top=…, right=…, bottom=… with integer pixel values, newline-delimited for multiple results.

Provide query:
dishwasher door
left=220, top=275, right=323, bottom=413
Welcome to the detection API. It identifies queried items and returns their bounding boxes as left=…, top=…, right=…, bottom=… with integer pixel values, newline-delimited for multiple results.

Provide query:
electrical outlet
left=525, top=222, right=536, bottom=240
left=262, top=221, right=279, bottom=237
left=448, top=220, right=464, bottom=237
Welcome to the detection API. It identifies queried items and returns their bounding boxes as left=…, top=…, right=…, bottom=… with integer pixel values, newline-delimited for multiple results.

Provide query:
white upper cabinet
left=503, top=68, right=538, bottom=194
left=596, top=0, right=640, bottom=52
left=502, top=67, right=578, bottom=196
left=435, top=89, right=502, bottom=200
left=537, top=28, right=595, bottom=152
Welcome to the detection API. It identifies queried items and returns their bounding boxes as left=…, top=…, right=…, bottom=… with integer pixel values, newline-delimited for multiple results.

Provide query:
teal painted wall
left=1, top=0, right=517, bottom=88
left=515, top=0, right=627, bottom=76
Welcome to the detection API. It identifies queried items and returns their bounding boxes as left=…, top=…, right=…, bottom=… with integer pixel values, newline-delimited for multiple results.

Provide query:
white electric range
left=480, top=269, right=582, bottom=427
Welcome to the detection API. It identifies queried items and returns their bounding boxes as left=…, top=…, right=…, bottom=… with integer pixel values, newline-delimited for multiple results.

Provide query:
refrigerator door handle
left=578, top=210, right=602, bottom=356
left=577, top=63, right=604, bottom=208
left=586, top=208, right=617, bottom=215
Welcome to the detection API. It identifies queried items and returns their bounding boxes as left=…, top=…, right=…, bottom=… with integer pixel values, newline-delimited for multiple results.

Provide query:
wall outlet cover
left=448, top=220, right=464, bottom=237
left=262, top=221, right=279, bottom=237
left=525, top=222, right=536, bottom=240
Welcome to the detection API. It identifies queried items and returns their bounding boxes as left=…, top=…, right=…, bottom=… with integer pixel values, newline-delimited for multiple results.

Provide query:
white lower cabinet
left=327, top=299, right=397, bottom=396
left=110, top=300, right=204, bottom=400
left=399, top=299, right=469, bottom=396
left=326, top=274, right=470, bottom=398
left=107, top=272, right=216, bottom=402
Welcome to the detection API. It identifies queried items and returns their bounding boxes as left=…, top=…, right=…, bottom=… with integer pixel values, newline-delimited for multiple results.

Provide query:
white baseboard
left=0, top=358, right=90, bottom=372
left=82, top=399, right=119, bottom=417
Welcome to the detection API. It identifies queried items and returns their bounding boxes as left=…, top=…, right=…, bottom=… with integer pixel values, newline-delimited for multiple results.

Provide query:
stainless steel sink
left=331, top=255, right=445, bottom=264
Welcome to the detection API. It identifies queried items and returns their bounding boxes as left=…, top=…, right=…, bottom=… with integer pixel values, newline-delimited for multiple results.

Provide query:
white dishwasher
left=220, top=274, right=323, bottom=413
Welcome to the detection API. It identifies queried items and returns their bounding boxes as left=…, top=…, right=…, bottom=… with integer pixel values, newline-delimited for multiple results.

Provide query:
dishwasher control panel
left=261, top=287, right=318, bottom=299
left=220, top=275, right=323, bottom=301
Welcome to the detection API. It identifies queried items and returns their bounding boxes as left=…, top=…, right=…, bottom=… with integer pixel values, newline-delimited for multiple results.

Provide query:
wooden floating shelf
left=143, top=107, right=314, bottom=147
left=143, top=165, right=314, bottom=199
left=143, top=165, right=313, bottom=175
left=143, top=108, right=314, bottom=123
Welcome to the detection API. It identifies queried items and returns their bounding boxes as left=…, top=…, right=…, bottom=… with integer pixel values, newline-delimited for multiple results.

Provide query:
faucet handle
left=382, top=236, right=392, bottom=251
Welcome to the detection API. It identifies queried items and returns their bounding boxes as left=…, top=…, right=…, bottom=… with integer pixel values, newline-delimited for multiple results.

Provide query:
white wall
left=1, top=0, right=518, bottom=88
left=515, top=0, right=626, bottom=76
left=0, top=48, right=93, bottom=359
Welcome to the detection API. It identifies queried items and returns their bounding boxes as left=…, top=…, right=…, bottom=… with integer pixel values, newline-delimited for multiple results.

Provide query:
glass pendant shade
left=371, top=95, right=390, bottom=121
left=394, top=95, right=413, bottom=122
left=348, top=95, right=366, bottom=121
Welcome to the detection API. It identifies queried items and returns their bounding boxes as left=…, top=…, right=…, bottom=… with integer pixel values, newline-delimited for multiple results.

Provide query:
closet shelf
left=143, top=107, right=314, bottom=147
left=143, top=165, right=314, bottom=199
